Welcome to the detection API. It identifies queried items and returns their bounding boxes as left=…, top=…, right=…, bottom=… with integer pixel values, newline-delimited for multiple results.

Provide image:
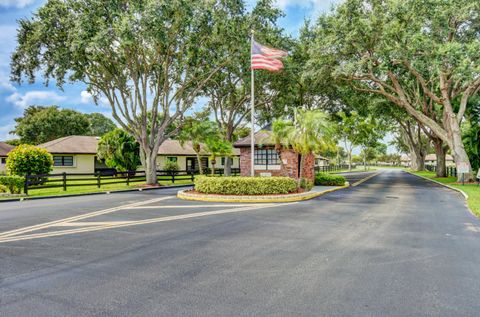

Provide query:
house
left=316, top=155, right=330, bottom=167
left=0, top=142, right=15, bottom=174
left=38, top=136, right=240, bottom=174
left=38, top=136, right=106, bottom=174
left=155, top=139, right=240, bottom=172
left=425, top=153, right=455, bottom=166
left=234, top=128, right=316, bottom=181
left=400, top=153, right=455, bottom=167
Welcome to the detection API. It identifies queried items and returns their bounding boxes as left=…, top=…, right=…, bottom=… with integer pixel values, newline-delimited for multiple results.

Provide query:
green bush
left=0, top=176, right=25, bottom=194
left=195, top=176, right=297, bottom=195
left=6, top=144, right=53, bottom=176
left=0, top=184, right=7, bottom=193
left=314, top=173, right=346, bottom=186
left=299, top=178, right=314, bottom=191
left=163, top=160, right=179, bottom=173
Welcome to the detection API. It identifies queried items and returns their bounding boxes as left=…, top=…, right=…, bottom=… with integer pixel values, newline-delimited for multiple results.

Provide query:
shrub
left=6, top=144, right=53, bottom=176
left=314, top=172, right=346, bottom=186
left=195, top=176, right=297, bottom=195
left=299, top=178, right=314, bottom=191
left=164, top=160, right=179, bottom=173
left=0, top=176, right=25, bottom=194
left=0, top=184, right=7, bottom=193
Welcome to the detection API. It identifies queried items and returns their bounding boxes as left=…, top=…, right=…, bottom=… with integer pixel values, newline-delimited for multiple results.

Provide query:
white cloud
left=0, top=72, right=15, bottom=92
left=0, top=123, right=15, bottom=141
left=275, top=0, right=339, bottom=11
left=6, top=90, right=66, bottom=108
left=0, top=0, right=35, bottom=8
left=80, top=90, right=110, bottom=107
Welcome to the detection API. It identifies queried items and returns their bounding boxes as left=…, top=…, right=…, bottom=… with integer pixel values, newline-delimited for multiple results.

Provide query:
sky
left=0, top=0, right=341, bottom=142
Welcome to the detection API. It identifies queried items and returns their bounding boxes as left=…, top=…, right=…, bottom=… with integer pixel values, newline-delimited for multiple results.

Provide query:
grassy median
left=410, top=170, right=480, bottom=217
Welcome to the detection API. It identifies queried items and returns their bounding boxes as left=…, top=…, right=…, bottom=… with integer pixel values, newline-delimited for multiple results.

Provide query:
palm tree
left=273, top=109, right=334, bottom=183
left=204, top=138, right=233, bottom=176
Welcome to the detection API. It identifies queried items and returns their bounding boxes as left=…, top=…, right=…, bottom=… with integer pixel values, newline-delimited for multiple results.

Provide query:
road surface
left=0, top=169, right=479, bottom=316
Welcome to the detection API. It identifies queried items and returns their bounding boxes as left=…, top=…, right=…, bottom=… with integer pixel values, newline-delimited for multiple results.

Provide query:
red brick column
left=239, top=148, right=251, bottom=176
left=302, top=153, right=316, bottom=182
left=279, top=149, right=299, bottom=179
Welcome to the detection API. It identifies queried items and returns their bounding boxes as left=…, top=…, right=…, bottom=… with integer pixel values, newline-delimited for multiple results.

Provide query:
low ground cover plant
left=195, top=176, right=297, bottom=195
left=315, top=173, right=346, bottom=186
left=0, top=175, right=25, bottom=194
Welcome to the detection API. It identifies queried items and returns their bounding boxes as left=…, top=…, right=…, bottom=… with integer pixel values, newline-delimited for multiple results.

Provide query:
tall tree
left=12, top=106, right=90, bottom=144
left=85, top=113, right=117, bottom=137
left=310, top=0, right=480, bottom=181
left=11, top=0, right=226, bottom=185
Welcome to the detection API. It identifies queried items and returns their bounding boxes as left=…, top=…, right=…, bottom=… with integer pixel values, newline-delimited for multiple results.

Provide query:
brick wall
left=301, top=153, right=315, bottom=181
left=239, top=147, right=309, bottom=179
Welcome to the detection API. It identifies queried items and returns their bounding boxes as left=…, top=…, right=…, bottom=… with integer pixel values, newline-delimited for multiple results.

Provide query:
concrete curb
left=177, top=183, right=350, bottom=203
left=0, top=183, right=193, bottom=203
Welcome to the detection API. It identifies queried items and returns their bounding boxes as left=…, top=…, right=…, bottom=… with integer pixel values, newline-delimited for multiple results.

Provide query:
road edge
left=351, top=171, right=382, bottom=187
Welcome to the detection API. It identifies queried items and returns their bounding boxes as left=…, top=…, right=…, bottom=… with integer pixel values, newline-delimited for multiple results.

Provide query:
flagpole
left=250, top=29, right=255, bottom=177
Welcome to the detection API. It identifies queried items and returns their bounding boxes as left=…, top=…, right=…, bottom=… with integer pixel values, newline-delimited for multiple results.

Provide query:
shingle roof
left=0, top=142, right=15, bottom=157
left=38, top=136, right=240, bottom=156
left=425, top=154, right=454, bottom=161
left=38, top=136, right=100, bottom=154
left=234, top=130, right=276, bottom=147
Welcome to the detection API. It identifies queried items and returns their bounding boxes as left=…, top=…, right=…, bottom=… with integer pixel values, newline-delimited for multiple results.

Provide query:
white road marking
left=125, top=204, right=268, bottom=209
left=0, top=196, right=175, bottom=239
left=0, top=203, right=292, bottom=243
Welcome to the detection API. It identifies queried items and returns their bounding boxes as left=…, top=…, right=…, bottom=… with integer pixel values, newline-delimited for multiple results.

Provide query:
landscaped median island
left=178, top=174, right=349, bottom=203
left=408, top=170, right=480, bottom=217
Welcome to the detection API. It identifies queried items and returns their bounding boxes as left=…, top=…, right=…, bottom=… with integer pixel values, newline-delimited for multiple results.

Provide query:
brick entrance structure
left=235, top=128, right=315, bottom=181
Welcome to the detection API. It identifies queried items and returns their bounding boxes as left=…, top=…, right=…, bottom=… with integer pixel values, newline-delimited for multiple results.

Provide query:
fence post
left=126, top=171, right=130, bottom=186
left=24, top=174, right=29, bottom=195
left=171, top=172, right=175, bottom=184
left=63, top=172, right=67, bottom=191
left=191, top=170, right=194, bottom=182
left=97, top=172, right=101, bottom=188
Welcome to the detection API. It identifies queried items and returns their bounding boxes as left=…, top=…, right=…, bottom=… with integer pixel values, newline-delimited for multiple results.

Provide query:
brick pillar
left=302, top=153, right=316, bottom=182
left=239, top=148, right=251, bottom=176
left=279, top=149, right=299, bottom=179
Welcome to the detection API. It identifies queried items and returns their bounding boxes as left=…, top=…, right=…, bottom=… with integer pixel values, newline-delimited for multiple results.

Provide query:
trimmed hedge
left=315, top=172, right=346, bottom=186
left=0, top=175, right=25, bottom=194
left=195, top=176, right=297, bottom=195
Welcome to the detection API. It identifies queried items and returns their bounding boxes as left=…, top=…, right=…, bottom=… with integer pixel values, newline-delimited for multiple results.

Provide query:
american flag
left=251, top=39, right=288, bottom=71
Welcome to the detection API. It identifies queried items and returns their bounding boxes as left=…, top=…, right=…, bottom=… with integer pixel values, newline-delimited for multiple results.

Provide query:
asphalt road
left=1, top=169, right=480, bottom=316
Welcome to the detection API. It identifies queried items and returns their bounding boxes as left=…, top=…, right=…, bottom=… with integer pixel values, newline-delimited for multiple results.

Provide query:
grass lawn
left=410, top=170, right=480, bottom=217
left=0, top=178, right=193, bottom=200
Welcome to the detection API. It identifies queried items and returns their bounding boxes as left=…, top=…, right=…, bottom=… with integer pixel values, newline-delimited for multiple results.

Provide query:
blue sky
left=0, top=0, right=340, bottom=141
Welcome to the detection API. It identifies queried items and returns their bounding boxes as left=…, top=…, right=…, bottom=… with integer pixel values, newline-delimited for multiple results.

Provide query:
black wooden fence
left=24, top=168, right=241, bottom=195
left=314, top=164, right=350, bottom=173
left=425, top=165, right=457, bottom=177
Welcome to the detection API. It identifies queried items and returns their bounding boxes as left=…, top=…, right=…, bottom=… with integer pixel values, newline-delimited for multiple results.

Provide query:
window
left=1, top=158, right=6, bottom=164
left=53, top=156, right=74, bottom=167
left=166, top=156, right=177, bottom=162
left=254, top=149, right=280, bottom=167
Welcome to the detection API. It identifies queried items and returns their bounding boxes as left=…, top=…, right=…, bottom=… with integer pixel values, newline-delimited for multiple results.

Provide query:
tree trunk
left=224, top=157, right=232, bottom=177
left=211, top=158, right=216, bottom=176
left=409, top=148, right=425, bottom=171
left=195, top=152, right=204, bottom=175
left=299, top=153, right=305, bottom=186
left=145, top=151, right=158, bottom=185
left=347, top=149, right=352, bottom=171
left=445, top=115, right=473, bottom=181
left=432, top=138, right=446, bottom=178
left=223, top=126, right=234, bottom=176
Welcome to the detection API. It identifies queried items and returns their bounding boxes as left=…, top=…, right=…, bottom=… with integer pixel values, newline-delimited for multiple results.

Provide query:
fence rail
left=24, top=168, right=241, bottom=195
left=314, top=164, right=351, bottom=173
left=425, top=165, right=457, bottom=178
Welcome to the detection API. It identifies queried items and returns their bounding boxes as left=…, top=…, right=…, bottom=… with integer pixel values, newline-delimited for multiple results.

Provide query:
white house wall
left=51, top=154, right=96, bottom=174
